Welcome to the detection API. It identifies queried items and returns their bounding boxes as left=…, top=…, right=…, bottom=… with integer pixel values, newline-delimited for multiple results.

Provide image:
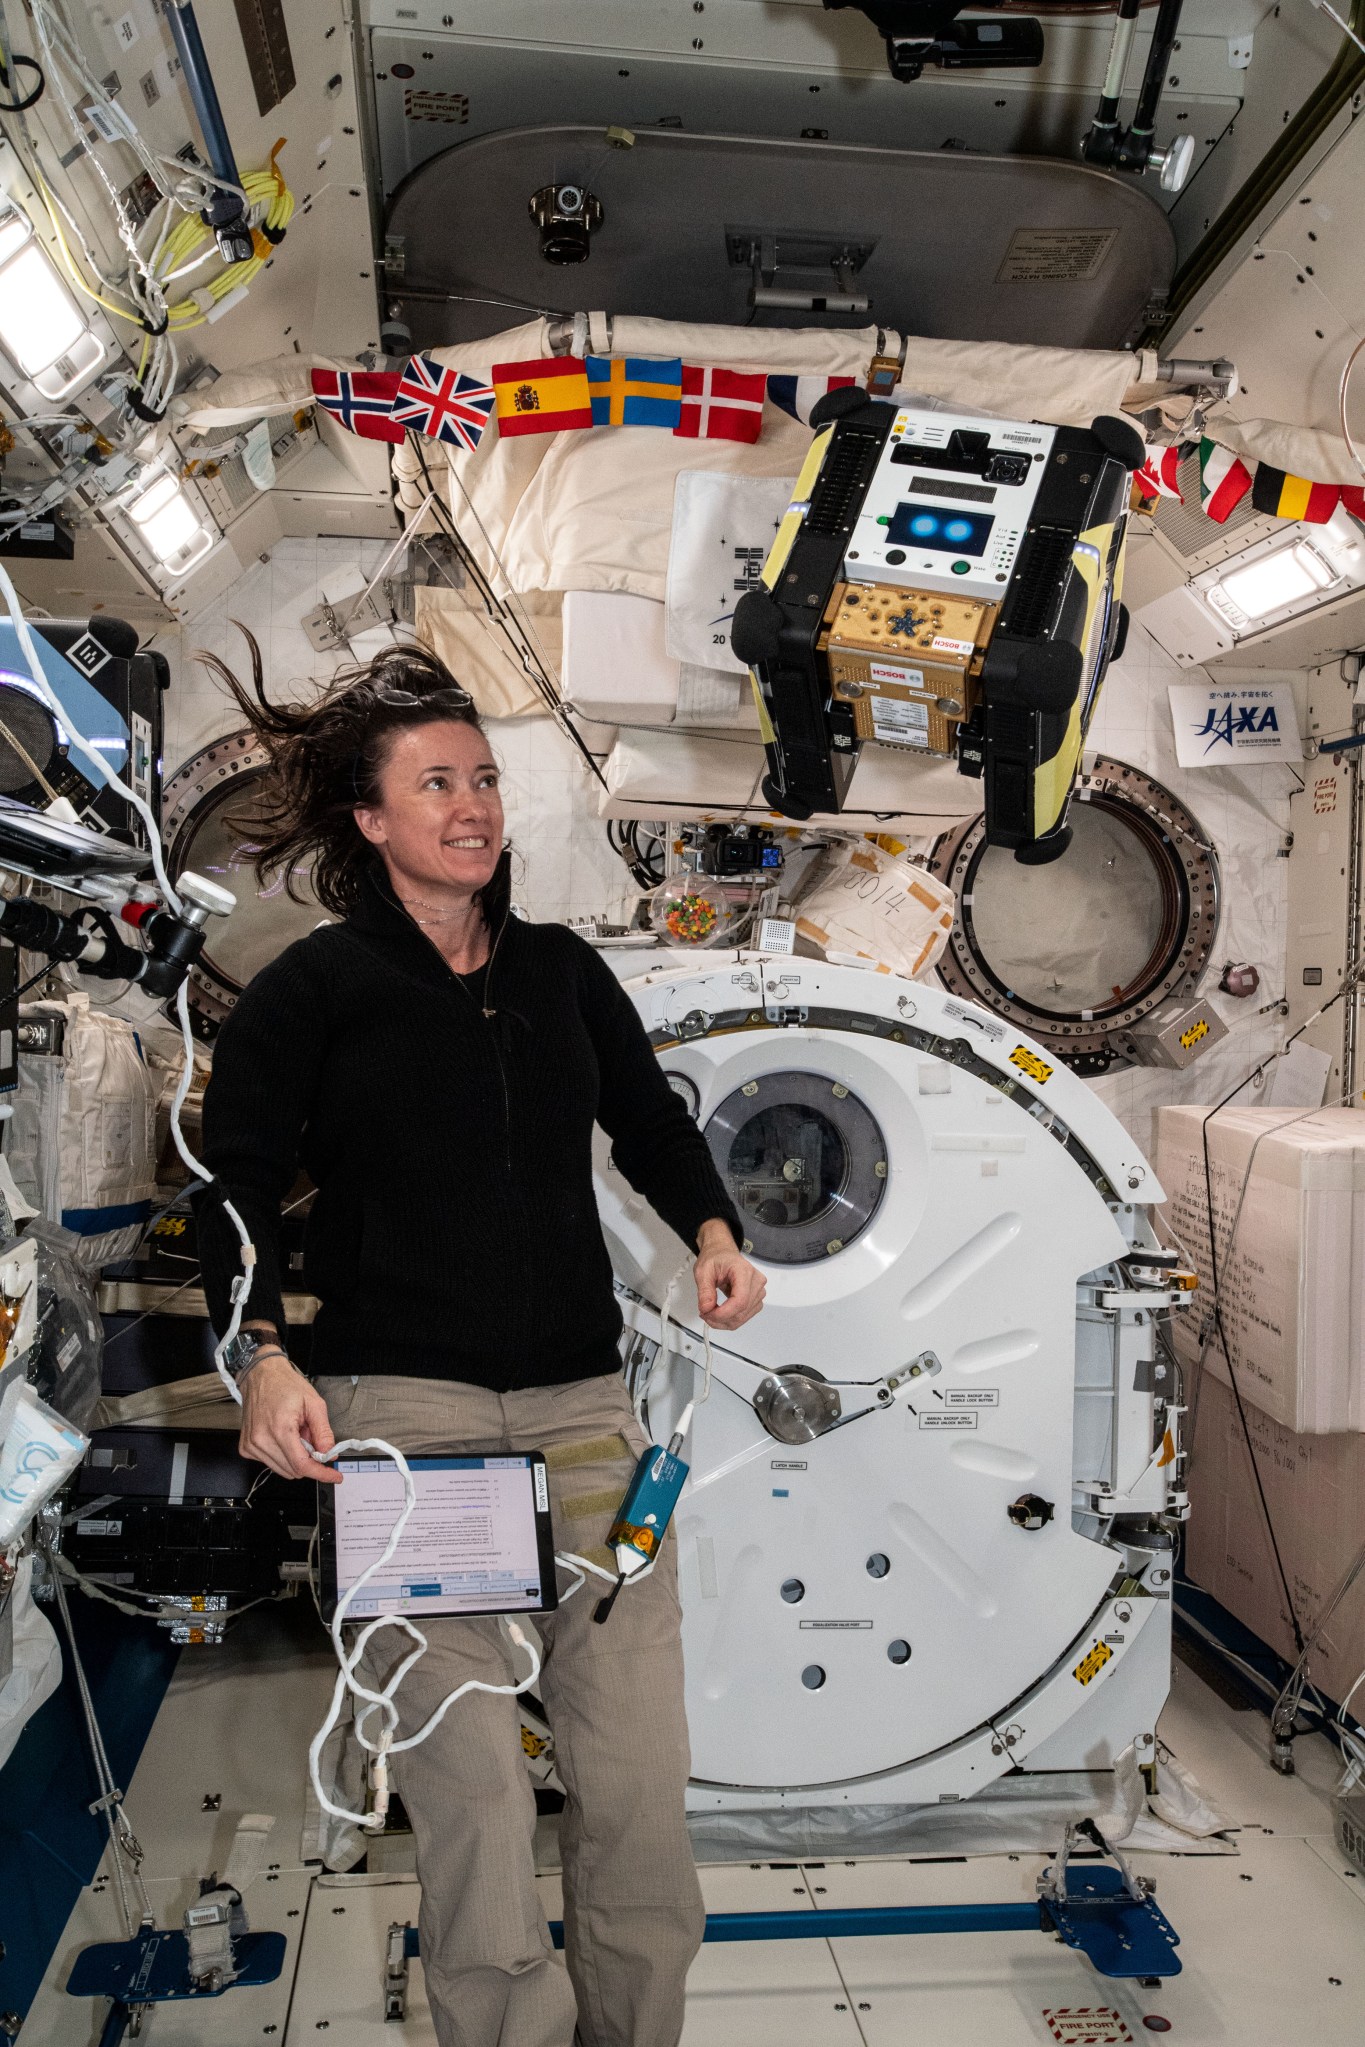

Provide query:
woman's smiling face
left=353, top=718, right=504, bottom=899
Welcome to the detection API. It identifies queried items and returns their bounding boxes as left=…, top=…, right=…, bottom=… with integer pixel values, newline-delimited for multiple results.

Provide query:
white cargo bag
left=4, top=995, right=157, bottom=1270
left=795, top=840, right=955, bottom=979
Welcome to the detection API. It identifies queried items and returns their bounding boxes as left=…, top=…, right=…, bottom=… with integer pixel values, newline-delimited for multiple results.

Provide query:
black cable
left=1193, top=1060, right=1305, bottom=1652
left=405, top=434, right=609, bottom=792
left=1191, top=993, right=1362, bottom=1656
left=406, top=433, right=565, bottom=702
left=0, top=53, right=44, bottom=113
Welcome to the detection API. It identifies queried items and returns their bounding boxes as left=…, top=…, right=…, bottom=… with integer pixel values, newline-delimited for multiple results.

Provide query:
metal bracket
left=302, top=578, right=412, bottom=654
left=383, top=1921, right=410, bottom=2022
left=66, top=1927, right=286, bottom=2010
left=1038, top=1862, right=1181, bottom=1979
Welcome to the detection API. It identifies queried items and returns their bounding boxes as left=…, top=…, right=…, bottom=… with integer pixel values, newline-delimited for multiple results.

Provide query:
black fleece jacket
left=196, top=865, right=741, bottom=1389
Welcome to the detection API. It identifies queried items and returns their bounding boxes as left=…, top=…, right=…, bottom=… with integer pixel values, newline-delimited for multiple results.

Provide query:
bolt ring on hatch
left=162, top=728, right=325, bottom=1025
left=928, top=755, right=1220, bottom=1075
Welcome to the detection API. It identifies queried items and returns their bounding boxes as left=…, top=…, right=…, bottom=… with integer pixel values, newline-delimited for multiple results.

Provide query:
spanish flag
left=586, top=356, right=683, bottom=428
left=1250, top=465, right=1341, bottom=523
left=491, top=356, right=593, bottom=437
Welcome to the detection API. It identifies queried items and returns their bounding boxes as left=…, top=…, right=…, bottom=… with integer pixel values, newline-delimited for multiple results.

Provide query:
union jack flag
left=391, top=355, right=497, bottom=451
left=309, top=368, right=404, bottom=443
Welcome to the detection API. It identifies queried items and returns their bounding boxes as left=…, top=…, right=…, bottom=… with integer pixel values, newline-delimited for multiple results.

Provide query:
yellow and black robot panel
left=731, top=390, right=1142, bottom=861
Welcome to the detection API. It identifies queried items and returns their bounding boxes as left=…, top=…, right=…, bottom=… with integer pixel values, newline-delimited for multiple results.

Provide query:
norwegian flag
left=766, top=373, right=857, bottom=425
left=1134, top=442, right=1185, bottom=502
left=391, top=355, right=497, bottom=451
left=674, top=364, right=766, bottom=444
left=309, top=368, right=404, bottom=444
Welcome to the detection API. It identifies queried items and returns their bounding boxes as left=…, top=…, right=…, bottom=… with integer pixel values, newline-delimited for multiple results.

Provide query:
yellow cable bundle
left=36, top=140, right=292, bottom=355
left=158, top=140, right=294, bottom=332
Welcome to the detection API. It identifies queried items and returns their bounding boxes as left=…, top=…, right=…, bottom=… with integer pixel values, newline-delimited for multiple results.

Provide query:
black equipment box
left=65, top=1427, right=316, bottom=1615
left=732, top=392, right=1142, bottom=861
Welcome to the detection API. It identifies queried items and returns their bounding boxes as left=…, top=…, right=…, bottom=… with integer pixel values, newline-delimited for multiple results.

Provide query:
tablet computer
left=318, top=1452, right=558, bottom=1622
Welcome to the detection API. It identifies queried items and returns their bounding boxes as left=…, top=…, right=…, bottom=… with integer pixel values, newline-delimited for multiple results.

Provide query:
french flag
left=766, top=374, right=857, bottom=426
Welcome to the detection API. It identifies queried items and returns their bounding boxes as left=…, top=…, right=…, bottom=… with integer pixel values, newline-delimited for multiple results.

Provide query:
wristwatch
left=222, top=1331, right=287, bottom=1387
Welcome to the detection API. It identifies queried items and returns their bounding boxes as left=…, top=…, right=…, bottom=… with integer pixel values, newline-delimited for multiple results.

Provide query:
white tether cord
left=636, top=1251, right=714, bottom=1447
left=309, top=1251, right=719, bottom=1823
left=306, top=1436, right=544, bottom=1831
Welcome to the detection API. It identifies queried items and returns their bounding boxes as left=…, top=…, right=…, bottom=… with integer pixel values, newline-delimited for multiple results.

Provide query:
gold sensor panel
left=823, top=583, right=995, bottom=758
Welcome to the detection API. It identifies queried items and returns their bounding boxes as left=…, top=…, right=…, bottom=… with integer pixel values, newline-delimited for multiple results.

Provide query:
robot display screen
left=886, top=503, right=994, bottom=557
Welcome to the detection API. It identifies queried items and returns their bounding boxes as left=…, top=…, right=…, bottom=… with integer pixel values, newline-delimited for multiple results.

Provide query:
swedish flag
left=586, top=356, right=683, bottom=429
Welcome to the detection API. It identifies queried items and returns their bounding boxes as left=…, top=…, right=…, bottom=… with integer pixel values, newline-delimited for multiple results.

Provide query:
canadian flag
left=1135, top=442, right=1184, bottom=502
left=674, top=365, right=767, bottom=443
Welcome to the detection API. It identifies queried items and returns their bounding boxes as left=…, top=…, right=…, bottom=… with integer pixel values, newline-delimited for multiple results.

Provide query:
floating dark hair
left=195, top=625, right=511, bottom=926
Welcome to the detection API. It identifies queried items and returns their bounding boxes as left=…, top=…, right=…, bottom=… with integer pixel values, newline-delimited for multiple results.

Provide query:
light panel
left=1207, top=541, right=1339, bottom=628
left=0, top=214, right=105, bottom=399
left=125, top=469, right=217, bottom=573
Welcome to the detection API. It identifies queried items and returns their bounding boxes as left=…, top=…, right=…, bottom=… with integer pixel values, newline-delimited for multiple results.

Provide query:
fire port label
left=1043, top=2011, right=1133, bottom=2044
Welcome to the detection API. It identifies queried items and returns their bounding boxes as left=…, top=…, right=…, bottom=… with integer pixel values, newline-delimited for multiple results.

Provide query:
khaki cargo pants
left=318, top=1371, right=704, bottom=2047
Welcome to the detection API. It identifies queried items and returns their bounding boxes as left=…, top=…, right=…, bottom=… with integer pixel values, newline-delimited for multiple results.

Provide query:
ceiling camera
left=528, top=183, right=604, bottom=265
left=822, top=0, right=1043, bottom=82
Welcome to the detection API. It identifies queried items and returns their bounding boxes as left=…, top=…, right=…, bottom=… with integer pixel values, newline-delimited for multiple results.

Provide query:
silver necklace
left=400, top=895, right=472, bottom=927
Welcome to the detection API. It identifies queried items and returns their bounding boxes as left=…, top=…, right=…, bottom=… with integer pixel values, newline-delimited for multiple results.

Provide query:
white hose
left=307, top=1437, right=543, bottom=1830
left=0, top=559, right=255, bottom=1396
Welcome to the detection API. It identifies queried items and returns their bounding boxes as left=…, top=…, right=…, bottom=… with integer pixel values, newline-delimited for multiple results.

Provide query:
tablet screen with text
left=321, top=1453, right=557, bottom=1620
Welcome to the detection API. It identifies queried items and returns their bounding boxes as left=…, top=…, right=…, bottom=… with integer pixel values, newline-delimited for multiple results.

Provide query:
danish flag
left=309, top=368, right=404, bottom=443
left=391, top=355, right=497, bottom=451
left=674, top=364, right=766, bottom=444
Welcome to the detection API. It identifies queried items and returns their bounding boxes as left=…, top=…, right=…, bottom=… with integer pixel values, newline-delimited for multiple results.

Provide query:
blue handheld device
left=592, top=1440, right=690, bottom=1624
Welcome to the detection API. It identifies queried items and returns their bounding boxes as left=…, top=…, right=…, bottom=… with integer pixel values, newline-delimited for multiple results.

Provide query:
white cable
left=307, top=1437, right=543, bottom=1831
left=636, top=1253, right=714, bottom=1429
left=0, top=559, right=179, bottom=907
left=1339, top=331, right=1365, bottom=486
left=0, top=561, right=256, bottom=1391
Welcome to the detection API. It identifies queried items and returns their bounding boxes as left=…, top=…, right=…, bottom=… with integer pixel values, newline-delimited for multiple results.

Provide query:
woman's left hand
left=694, top=1219, right=766, bottom=1330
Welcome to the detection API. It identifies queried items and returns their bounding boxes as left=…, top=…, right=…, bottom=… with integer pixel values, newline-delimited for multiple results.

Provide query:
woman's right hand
left=239, top=1354, right=341, bottom=1484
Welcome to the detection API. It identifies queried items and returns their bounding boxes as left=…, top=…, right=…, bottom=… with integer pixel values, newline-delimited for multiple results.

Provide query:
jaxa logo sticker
left=64, top=632, right=112, bottom=678
left=1073, top=1640, right=1114, bottom=1687
left=1168, top=681, right=1302, bottom=768
left=1009, top=1045, right=1053, bottom=1085
left=1195, top=699, right=1279, bottom=752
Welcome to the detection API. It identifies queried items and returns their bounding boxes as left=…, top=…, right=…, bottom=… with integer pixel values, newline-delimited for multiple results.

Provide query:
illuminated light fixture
left=125, top=468, right=216, bottom=575
left=1204, top=539, right=1339, bottom=629
left=1138, top=502, right=1365, bottom=667
left=0, top=211, right=106, bottom=401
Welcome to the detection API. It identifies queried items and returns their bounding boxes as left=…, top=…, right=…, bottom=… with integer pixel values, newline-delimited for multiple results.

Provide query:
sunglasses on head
left=368, top=682, right=474, bottom=710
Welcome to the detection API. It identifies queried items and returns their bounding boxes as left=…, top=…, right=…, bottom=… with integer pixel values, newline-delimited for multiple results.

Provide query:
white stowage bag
left=795, top=840, right=955, bottom=979
left=4, top=995, right=157, bottom=1270
left=0, top=1555, right=62, bottom=1770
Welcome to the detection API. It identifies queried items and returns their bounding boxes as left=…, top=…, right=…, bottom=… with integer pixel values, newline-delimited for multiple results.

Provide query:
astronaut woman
left=195, top=634, right=765, bottom=2047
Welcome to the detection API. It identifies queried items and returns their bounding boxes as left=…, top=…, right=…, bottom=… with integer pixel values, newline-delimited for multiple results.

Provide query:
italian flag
left=1199, top=439, right=1253, bottom=523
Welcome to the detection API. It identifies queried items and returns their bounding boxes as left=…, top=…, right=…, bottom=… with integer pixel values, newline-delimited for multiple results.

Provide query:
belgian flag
left=1250, top=465, right=1341, bottom=523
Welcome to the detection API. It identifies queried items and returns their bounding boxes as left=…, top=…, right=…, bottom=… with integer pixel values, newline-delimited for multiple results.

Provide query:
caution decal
left=1178, top=1016, right=1211, bottom=1050
left=1009, top=1045, right=1054, bottom=1085
left=1073, top=1640, right=1114, bottom=1687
